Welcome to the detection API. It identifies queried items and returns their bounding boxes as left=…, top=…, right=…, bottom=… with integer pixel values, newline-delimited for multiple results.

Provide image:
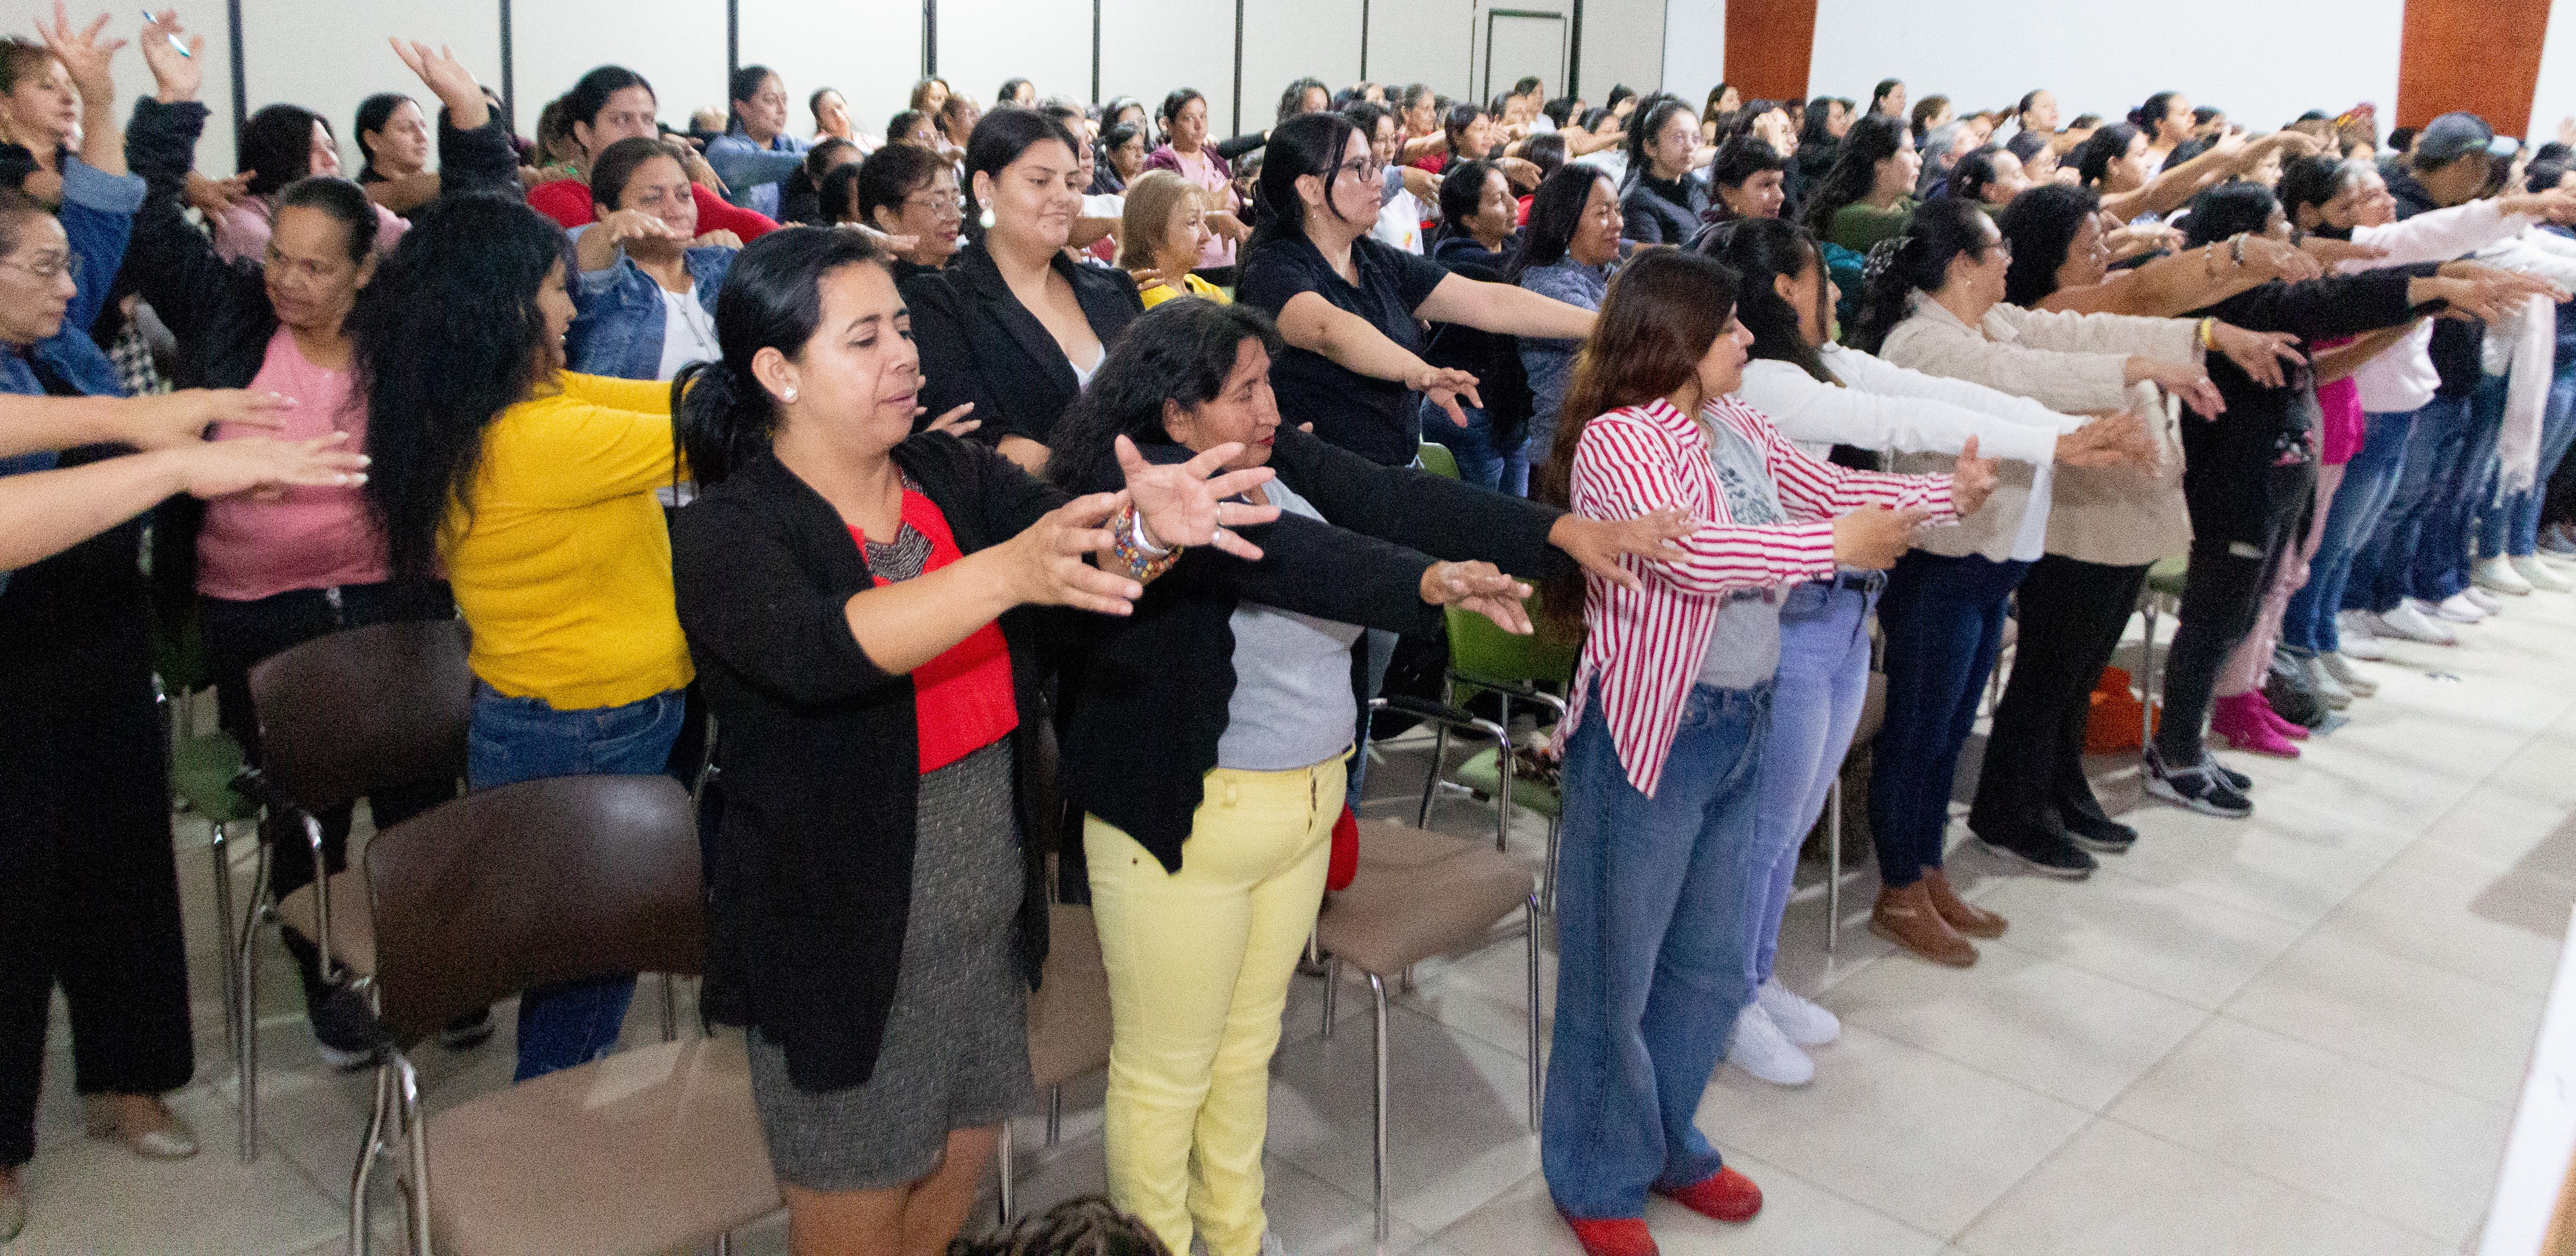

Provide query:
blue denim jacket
left=565, top=246, right=736, bottom=380
left=704, top=131, right=807, bottom=219
left=0, top=154, right=145, bottom=591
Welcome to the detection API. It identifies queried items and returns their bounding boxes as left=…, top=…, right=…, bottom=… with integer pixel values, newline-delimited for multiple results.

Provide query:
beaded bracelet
left=1108, top=505, right=1183, bottom=584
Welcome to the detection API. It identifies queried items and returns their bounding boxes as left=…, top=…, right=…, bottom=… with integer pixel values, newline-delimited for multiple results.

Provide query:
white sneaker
left=2542, top=524, right=2576, bottom=558
left=2378, top=602, right=2458, bottom=644
left=2319, top=651, right=2378, bottom=696
left=2336, top=611, right=2389, bottom=660
left=1724, top=1002, right=1815, bottom=1086
left=2474, top=557, right=2534, bottom=595
left=2436, top=592, right=2491, bottom=622
left=2299, top=654, right=2352, bottom=709
left=1755, top=977, right=1841, bottom=1047
left=2465, top=586, right=2506, bottom=614
left=2513, top=554, right=2573, bottom=591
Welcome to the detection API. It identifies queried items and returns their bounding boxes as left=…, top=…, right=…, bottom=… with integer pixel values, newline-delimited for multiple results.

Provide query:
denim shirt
left=1518, top=257, right=1617, bottom=439
left=566, top=246, right=736, bottom=380
left=0, top=154, right=144, bottom=592
left=704, top=131, right=807, bottom=219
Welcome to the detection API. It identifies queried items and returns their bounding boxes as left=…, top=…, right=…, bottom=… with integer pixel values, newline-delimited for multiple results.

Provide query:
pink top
left=1555, top=395, right=1956, bottom=797
left=194, top=329, right=390, bottom=601
left=2315, top=336, right=2364, bottom=465
left=210, top=196, right=408, bottom=266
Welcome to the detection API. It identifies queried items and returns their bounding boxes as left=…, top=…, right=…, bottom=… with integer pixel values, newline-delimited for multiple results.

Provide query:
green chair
left=152, top=605, right=258, bottom=1158
left=1415, top=440, right=1459, bottom=481
left=2136, top=555, right=2189, bottom=755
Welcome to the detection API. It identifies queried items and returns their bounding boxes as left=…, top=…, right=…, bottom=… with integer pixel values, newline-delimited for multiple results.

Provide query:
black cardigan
left=672, top=438, right=1061, bottom=1093
left=904, top=240, right=1145, bottom=449
left=2180, top=264, right=2438, bottom=545
left=1056, top=426, right=1573, bottom=870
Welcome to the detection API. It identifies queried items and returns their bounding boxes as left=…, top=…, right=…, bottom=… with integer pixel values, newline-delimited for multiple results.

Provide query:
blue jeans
left=1418, top=397, right=1530, bottom=496
left=2426, top=375, right=2508, bottom=599
left=1866, top=552, right=2028, bottom=889
left=467, top=682, right=686, bottom=1082
left=2350, top=393, right=2472, bottom=613
left=1745, top=579, right=1876, bottom=988
left=1543, top=679, right=1771, bottom=1221
left=2480, top=362, right=2576, bottom=558
left=2287, top=409, right=2413, bottom=654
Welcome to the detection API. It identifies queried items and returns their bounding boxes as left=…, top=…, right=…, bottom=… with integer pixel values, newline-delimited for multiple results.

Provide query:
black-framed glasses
left=1333, top=157, right=1385, bottom=183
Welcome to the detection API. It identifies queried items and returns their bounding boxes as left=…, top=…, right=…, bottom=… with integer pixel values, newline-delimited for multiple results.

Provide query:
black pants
left=2157, top=462, right=2315, bottom=765
left=1970, top=555, right=2150, bottom=837
left=198, top=581, right=456, bottom=1000
left=0, top=522, right=193, bottom=1168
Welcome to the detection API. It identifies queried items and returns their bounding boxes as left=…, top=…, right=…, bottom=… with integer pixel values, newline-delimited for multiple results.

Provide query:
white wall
left=1805, top=0, right=2406, bottom=134
left=1659, top=0, right=1722, bottom=109
left=240, top=0, right=501, bottom=178
left=1579, top=0, right=1667, bottom=103
left=936, top=0, right=1091, bottom=117
left=1104, top=0, right=1242, bottom=137
left=739, top=0, right=922, bottom=145
left=2527, top=0, right=2576, bottom=146
left=513, top=0, right=727, bottom=134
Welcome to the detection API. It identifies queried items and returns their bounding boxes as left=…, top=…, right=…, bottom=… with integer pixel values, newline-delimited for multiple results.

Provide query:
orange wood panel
left=1724, top=0, right=1819, bottom=102
left=2398, top=0, right=2552, bottom=135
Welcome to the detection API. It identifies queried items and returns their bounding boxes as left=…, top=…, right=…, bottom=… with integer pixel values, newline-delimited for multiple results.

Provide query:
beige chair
left=1315, top=699, right=1542, bottom=1246
left=996, top=901, right=1114, bottom=1223
left=353, top=773, right=779, bottom=1256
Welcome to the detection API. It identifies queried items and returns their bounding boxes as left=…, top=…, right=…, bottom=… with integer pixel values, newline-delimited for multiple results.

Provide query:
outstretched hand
left=172, top=431, right=369, bottom=502
left=1113, top=434, right=1280, bottom=562
left=1546, top=507, right=1696, bottom=592
left=389, top=39, right=488, bottom=130
left=2054, top=409, right=2159, bottom=472
left=1949, top=435, right=1998, bottom=517
left=38, top=3, right=123, bottom=108
left=1407, top=364, right=1483, bottom=427
left=132, top=388, right=296, bottom=447
left=138, top=9, right=199, bottom=102
left=1420, top=560, right=1534, bottom=635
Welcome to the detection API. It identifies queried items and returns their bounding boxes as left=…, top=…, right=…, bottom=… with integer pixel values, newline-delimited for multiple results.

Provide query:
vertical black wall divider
left=726, top=0, right=739, bottom=80
left=225, top=0, right=245, bottom=136
left=924, top=0, right=938, bottom=78
left=1359, top=0, right=1369, bottom=80
left=1567, top=0, right=1584, bottom=94
left=496, top=0, right=514, bottom=131
left=1091, top=0, right=1102, bottom=103
left=1231, top=0, right=1245, bottom=135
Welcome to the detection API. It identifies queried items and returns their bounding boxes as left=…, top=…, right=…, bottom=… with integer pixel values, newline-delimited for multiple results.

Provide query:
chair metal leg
left=1320, top=958, right=1340, bottom=1039
left=237, top=845, right=271, bottom=1164
left=208, top=821, right=241, bottom=1070
left=1826, top=776, right=1843, bottom=955
left=1045, top=1085, right=1063, bottom=1147
left=2138, top=603, right=2159, bottom=759
left=996, top=1116, right=1015, bottom=1226
left=397, top=1056, right=431, bottom=1256
left=1417, top=706, right=1453, bottom=829
left=1525, top=895, right=1541, bottom=1131
left=715, top=1235, right=733, bottom=1255
left=1368, top=973, right=1390, bottom=1247
left=302, top=813, right=337, bottom=982
left=659, top=973, right=678, bottom=1043
left=349, top=1064, right=390, bottom=1256
left=1542, top=819, right=1560, bottom=917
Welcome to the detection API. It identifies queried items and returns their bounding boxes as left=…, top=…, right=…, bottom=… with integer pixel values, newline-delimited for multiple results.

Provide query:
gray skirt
left=747, top=739, right=1033, bottom=1191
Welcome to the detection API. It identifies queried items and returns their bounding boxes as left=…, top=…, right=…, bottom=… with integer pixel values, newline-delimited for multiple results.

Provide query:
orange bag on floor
left=2084, top=666, right=2159, bottom=754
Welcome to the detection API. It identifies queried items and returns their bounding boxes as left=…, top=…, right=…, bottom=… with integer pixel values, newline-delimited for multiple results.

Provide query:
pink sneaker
left=2212, top=692, right=2301, bottom=758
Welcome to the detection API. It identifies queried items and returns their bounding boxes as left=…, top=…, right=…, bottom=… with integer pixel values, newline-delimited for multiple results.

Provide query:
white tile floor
left=11, top=580, right=2576, bottom=1256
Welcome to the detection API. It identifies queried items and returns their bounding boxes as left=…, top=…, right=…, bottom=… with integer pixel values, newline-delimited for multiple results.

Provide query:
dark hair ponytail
left=1800, top=112, right=1907, bottom=237
left=1507, top=164, right=1614, bottom=282
left=677, top=225, right=893, bottom=487
left=1995, top=181, right=2097, bottom=307
left=1251, top=111, right=1364, bottom=251
left=1846, top=197, right=1991, bottom=354
left=2180, top=182, right=2276, bottom=248
left=1701, top=217, right=1833, bottom=382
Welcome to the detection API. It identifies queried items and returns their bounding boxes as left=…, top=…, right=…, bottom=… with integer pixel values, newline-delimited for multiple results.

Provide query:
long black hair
left=2129, top=91, right=2183, bottom=144
left=961, top=108, right=1081, bottom=243
left=564, top=65, right=655, bottom=151
left=240, top=104, right=333, bottom=197
left=353, top=93, right=411, bottom=184
left=1623, top=93, right=1693, bottom=187
left=2181, top=181, right=2276, bottom=248
left=727, top=65, right=778, bottom=135
left=1506, top=163, right=1614, bottom=282
left=358, top=193, right=576, bottom=582
left=1436, top=158, right=1499, bottom=243
left=1996, top=181, right=2097, bottom=307
left=1042, top=298, right=1286, bottom=493
left=1702, top=217, right=1833, bottom=382
left=674, top=226, right=892, bottom=487
left=1870, top=79, right=1903, bottom=116
left=1847, top=197, right=1992, bottom=354
left=1250, top=111, right=1364, bottom=251
left=2074, top=122, right=2141, bottom=189
left=1947, top=145, right=2006, bottom=202
left=1800, top=112, right=1906, bottom=236
left=1800, top=98, right=1839, bottom=149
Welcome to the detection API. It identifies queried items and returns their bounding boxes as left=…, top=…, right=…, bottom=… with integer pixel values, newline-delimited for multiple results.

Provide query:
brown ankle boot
left=1869, top=880, right=1978, bottom=967
left=1922, top=867, right=2008, bottom=939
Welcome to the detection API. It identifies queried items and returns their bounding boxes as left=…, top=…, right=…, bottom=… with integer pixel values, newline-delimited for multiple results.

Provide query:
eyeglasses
left=1333, top=157, right=1385, bottom=183
left=0, top=253, right=79, bottom=284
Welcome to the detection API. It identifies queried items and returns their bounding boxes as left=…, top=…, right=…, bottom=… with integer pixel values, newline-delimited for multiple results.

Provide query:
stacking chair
left=1315, top=698, right=1543, bottom=1246
left=997, top=901, right=1114, bottom=1223
left=1423, top=595, right=1578, bottom=909
left=355, top=773, right=778, bottom=1256
left=151, top=607, right=256, bottom=1126
left=2134, top=555, right=2189, bottom=753
left=237, top=619, right=471, bottom=1160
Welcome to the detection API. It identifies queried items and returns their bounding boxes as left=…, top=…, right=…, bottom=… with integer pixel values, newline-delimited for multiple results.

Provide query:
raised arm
left=1273, top=289, right=1484, bottom=426
left=1413, top=270, right=1595, bottom=339
left=48, top=4, right=127, bottom=177
left=0, top=433, right=366, bottom=573
left=1568, top=413, right=1839, bottom=596
left=2041, top=233, right=2320, bottom=318
left=123, top=32, right=242, bottom=356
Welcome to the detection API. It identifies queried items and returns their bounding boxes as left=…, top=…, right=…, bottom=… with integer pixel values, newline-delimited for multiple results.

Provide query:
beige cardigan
left=1877, top=297, right=2200, bottom=567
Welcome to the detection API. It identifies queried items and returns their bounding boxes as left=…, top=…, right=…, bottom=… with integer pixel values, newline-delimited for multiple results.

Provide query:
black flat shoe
left=2060, top=811, right=2138, bottom=854
left=1972, top=825, right=2097, bottom=879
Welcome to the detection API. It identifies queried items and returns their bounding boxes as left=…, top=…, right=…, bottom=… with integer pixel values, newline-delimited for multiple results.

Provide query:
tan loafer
left=1869, top=880, right=1978, bottom=967
left=82, top=1093, right=198, bottom=1161
left=1922, top=867, right=2008, bottom=939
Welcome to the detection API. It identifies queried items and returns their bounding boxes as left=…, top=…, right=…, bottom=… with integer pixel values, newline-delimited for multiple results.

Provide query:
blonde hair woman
left=1118, top=169, right=1224, bottom=307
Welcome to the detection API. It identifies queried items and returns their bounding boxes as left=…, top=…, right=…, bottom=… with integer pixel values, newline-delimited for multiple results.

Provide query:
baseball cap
left=2414, top=112, right=2496, bottom=166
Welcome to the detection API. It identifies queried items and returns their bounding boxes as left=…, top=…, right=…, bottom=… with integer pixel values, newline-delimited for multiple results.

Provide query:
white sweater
left=2342, top=199, right=2535, bottom=415
left=1737, top=345, right=2080, bottom=469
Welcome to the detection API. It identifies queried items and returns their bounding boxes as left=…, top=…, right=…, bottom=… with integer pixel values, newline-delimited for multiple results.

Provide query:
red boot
left=2211, top=692, right=2301, bottom=758
left=1656, top=1166, right=1765, bottom=1223
left=1560, top=1212, right=1659, bottom=1256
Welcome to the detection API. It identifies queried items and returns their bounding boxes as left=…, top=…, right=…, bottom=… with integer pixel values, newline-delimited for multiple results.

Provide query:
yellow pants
left=1085, top=756, right=1343, bottom=1256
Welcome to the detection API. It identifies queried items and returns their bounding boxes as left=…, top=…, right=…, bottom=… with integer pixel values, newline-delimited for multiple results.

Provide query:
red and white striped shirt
left=1557, top=395, right=1957, bottom=798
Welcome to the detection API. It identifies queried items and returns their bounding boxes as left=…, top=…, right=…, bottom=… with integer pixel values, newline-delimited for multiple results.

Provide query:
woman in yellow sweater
left=1120, top=170, right=1228, bottom=308
left=357, top=192, right=688, bottom=1082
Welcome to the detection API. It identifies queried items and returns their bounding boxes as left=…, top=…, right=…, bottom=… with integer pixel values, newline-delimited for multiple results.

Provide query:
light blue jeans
left=467, top=681, right=686, bottom=1082
left=1744, top=578, right=1877, bottom=989
left=1542, top=679, right=1771, bottom=1220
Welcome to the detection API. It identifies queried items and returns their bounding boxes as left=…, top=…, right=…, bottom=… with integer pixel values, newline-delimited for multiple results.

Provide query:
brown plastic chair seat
left=422, top=1034, right=780, bottom=1256
left=274, top=870, right=375, bottom=977
left=1026, top=904, right=1112, bottom=1089
left=1315, top=821, right=1535, bottom=977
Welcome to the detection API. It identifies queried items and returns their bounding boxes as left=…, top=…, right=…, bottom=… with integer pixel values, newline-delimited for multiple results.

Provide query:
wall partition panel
left=1099, top=0, right=1237, bottom=139
left=109, top=7, right=238, bottom=177
left=735, top=0, right=923, bottom=146
left=509, top=0, right=727, bottom=139
left=1483, top=10, right=1565, bottom=105
left=1237, top=0, right=1360, bottom=133
left=1574, top=0, right=1665, bottom=102
left=1367, top=0, right=1477, bottom=103
left=934, top=0, right=1090, bottom=117
left=239, top=0, right=500, bottom=178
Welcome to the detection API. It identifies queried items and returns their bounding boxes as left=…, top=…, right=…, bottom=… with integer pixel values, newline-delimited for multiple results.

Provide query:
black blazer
left=1056, top=426, right=1573, bottom=870
left=904, top=240, right=1145, bottom=449
left=672, top=437, right=1061, bottom=1094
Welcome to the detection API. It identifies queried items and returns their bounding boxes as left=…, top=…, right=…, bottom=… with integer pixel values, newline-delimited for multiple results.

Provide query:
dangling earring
left=979, top=206, right=996, bottom=230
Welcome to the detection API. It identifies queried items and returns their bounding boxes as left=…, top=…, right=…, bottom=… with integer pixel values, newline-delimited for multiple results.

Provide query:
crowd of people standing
left=3, top=8, right=2575, bottom=1256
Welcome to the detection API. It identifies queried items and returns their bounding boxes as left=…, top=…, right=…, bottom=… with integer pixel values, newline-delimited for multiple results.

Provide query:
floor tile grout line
left=2089, top=1108, right=2473, bottom=1250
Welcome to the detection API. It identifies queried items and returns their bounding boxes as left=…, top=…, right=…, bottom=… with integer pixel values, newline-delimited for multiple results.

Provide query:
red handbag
left=1327, top=804, right=1360, bottom=891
